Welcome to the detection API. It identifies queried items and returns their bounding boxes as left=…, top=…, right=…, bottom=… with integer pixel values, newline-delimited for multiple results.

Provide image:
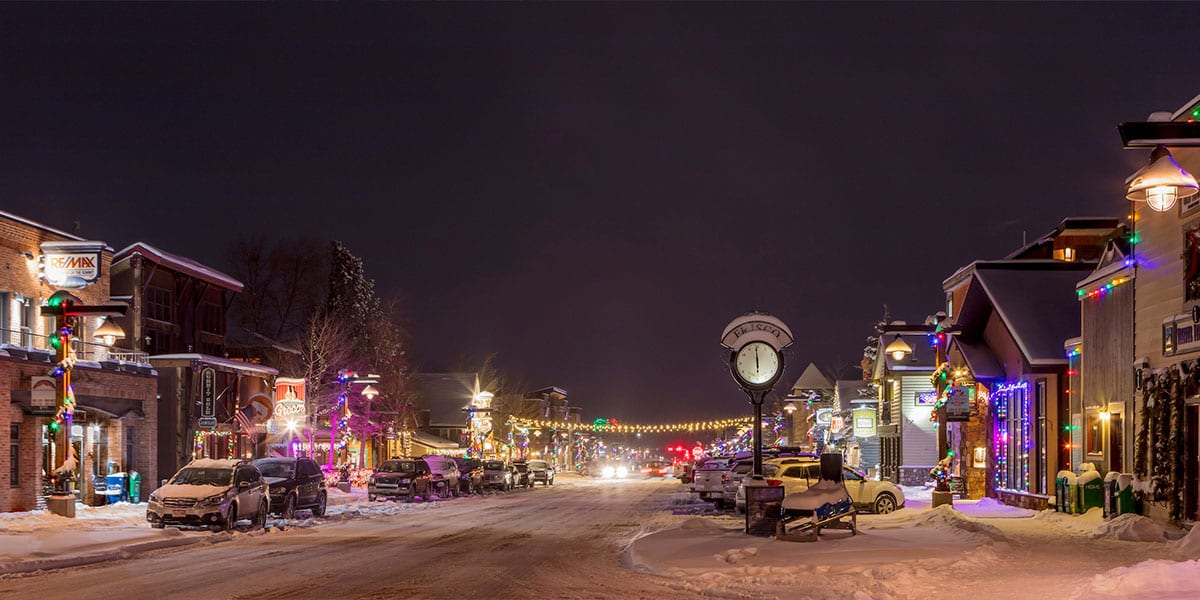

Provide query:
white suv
left=147, top=458, right=270, bottom=531
left=420, top=454, right=462, bottom=499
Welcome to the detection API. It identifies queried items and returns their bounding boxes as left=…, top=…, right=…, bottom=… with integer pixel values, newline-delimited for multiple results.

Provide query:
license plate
left=170, top=509, right=186, bottom=518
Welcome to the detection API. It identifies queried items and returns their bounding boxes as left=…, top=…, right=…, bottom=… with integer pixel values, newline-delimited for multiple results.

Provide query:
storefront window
left=1086, top=413, right=1105, bottom=456
left=993, top=381, right=1030, bottom=492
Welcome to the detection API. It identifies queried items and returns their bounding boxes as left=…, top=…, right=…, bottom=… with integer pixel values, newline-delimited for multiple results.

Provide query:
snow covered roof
left=791, top=363, right=834, bottom=392
left=950, top=337, right=1005, bottom=380
left=964, top=266, right=1089, bottom=364
left=412, top=431, right=460, bottom=450
left=0, top=210, right=113, bottom=249
left=182, top=458, right=242, bottom=469
left=113, top=242, right=243, bottom=292
left=225, top=325, right=302, bottom=355
left=147, top=353, right=278, bottom=376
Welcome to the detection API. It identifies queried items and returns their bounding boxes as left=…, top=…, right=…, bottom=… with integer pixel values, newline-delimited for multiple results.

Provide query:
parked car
left=733, top=457, right=815, bottom=513
left=527, top=459, right=555, bottom=485
left=453, top=457, right=484, bottom=495
left=368, top=459, right=434, bottom=502
left=253, top=457, right=327, bottom=518
left=147, top=458, right=269, bottom=532
left=420, top=454, right=462, bottom=499
left=641, top=460, right=670, bottom=478
left=674, top=461, right=694, bottom=484
left=481, top=459, right=514, bottom=491
left=692, top=457, right=734, bottom=508
left=512, top=461, right=534, bottom=489
left=734, top=458, right=906, bottom=514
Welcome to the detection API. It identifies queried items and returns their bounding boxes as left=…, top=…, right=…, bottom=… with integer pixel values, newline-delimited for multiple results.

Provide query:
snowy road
left=0, top=476, right=686, bottom=599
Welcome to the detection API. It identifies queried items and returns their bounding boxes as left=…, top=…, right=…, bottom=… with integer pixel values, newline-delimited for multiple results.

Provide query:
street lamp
left=1126, top=145, right=1199, bottom=212
left=93, top=317, right=126, bottom=347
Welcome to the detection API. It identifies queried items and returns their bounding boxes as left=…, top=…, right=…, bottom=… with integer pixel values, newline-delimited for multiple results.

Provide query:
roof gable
left=971, top=268, right=1085, bottom=364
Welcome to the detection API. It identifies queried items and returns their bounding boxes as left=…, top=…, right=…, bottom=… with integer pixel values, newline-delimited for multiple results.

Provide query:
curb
left=0, top=533, right=230, bottom=576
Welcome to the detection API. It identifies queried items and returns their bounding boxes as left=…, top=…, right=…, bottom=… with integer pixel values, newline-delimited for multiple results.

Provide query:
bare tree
left=298, top=308, right=355, bottom=462
left=226, top=235, right=329, bottom=344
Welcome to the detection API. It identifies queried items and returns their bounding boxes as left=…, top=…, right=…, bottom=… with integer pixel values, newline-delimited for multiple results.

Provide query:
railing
left=0, top=327, right=150, bottom=365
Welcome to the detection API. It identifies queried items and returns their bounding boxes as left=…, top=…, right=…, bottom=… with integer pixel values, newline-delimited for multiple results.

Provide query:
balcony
left=0, top=327, right=150, bottom=365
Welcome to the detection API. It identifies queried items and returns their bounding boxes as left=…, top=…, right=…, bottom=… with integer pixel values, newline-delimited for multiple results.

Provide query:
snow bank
left=1078, top=559, right=1200, bottom=599
left=1032, top=507, right=1106, bottom=535
left=1173, top=525, right=1200, bottom=557
left=910, top=505, right=1005, bottom=540
left=0, top=502, right=149, bottom=533
left=1091, top=513, right=1172, bottom=542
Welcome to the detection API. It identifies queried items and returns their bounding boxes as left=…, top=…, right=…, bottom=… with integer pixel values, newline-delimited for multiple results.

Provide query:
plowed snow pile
left=911, top=504, right=1005, bottom=540
left=1091, top=513, right=1171, bottom=541
left=1174, top=524, right=1200, bottom=557
left=1078, top=559, right=1200, bottom=599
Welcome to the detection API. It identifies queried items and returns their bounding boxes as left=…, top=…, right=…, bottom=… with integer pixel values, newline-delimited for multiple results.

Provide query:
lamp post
left=358, top=382, right=379, bottom=469
left=783, top=401, right=797, bottom=447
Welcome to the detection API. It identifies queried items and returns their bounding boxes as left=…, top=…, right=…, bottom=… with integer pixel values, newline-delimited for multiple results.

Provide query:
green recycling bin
left=1056, top=471, right=1074, bottom=513
left=1079, top=470, right=1104, bottom=512
left=1114, top=473, right=1135, bottom=516
left=128, top=471, right=142, bottom=504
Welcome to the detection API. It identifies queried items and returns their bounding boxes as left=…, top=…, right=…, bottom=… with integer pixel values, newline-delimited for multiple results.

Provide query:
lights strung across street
left=509, top=417, right=752, bottom=433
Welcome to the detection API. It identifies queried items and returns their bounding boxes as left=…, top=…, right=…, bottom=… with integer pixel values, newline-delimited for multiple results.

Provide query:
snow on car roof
left=184, top=458, right=241, bottom=469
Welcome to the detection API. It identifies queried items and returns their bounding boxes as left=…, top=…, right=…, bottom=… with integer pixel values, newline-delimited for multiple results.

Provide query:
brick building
left=0, top=211, right=158, bottom=513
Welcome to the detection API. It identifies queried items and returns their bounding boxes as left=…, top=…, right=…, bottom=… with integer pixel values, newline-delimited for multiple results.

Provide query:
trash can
left=1059, top=470, right=1079, bottom=514
left=1056, top=470, right=1074, bottom=513
left=127, top=471, right=141, bottom=504
left=1114, top=473, right=1136, bottom=516
left=743, top=476, right=785, bottom=536
left=1079, top=469, right=1103, bottom=512
left=105, top=472, right=126, bottom=505
left=1103, top=471, right=1119, bottom=519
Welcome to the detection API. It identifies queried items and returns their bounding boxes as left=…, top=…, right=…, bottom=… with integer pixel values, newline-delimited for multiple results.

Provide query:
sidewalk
left=0, top=503, right=215, bottom=575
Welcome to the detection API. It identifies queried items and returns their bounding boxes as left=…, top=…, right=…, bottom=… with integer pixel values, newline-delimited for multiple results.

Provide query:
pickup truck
left=691, top=458, right=734, bottom=508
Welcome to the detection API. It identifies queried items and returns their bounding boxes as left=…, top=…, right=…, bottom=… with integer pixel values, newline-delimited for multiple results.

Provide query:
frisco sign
left=39, top=241, right=105, bottom=289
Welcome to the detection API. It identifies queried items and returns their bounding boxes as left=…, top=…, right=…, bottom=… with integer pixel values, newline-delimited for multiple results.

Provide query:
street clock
left=733, top=340, right=783, bottom=390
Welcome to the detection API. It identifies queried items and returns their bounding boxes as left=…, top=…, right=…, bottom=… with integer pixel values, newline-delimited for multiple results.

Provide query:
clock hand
left=756, top=348, right=759, bottom=370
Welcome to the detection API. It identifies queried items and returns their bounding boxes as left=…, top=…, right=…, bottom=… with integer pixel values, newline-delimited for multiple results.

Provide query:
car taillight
left=766, top=479, right=783, bottom=487
left=641, top=468, right=650, bottom=473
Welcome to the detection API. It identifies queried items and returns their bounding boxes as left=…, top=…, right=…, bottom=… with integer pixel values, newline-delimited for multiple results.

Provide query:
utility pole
left=40, top=291, right=127, bottom=518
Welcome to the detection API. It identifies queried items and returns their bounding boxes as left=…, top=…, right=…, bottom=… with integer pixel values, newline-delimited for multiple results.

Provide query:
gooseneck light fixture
left=884, top=336, right=913, bottom=361
left=1126, top=145, right=1199, bottom=212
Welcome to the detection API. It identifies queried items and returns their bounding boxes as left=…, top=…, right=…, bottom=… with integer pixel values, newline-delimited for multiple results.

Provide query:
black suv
left=253, top=457, right=328, bottom=519
left=368, top=459, right=433, bottom=502
left=453, top=457, right=484, bottom=495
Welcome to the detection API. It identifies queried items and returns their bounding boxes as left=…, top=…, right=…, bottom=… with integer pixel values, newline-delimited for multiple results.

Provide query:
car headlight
left=602, top=466, right=616, bottom=478
left=616, top=466, right=628, bottom=478
left=200, top=494, right=225, bottom=507
left=368, top=477, right=376, bottom=486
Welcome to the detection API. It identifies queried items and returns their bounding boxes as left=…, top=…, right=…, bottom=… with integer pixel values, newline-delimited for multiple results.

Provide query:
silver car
left=147, top=458, right=270, bottom=532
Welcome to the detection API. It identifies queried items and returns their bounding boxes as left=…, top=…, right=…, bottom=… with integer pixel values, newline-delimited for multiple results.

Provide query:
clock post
left=722, top=312, right=794, bottom=535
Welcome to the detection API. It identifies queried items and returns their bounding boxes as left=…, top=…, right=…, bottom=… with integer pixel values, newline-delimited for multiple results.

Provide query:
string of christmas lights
left=508, top=416, right=752, bottom=433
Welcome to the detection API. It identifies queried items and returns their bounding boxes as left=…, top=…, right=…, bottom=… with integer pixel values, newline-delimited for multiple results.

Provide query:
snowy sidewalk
left=0, top=488, right=443, bottom=575
left=631, top=488, right=1200, bottom=599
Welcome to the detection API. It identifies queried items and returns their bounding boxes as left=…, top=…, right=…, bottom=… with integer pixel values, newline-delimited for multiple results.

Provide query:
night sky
left=4, top=5, right=1199, bottom=422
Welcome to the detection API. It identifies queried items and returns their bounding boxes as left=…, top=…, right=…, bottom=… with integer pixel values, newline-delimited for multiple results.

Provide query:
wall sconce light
left=884, top=336, right=912, bottom=361
left=94, top=317, right=126, bottom=347
left=1099, top=410, right=1111, bottom=421
left=1127, top=145, right=1199, bottom=212
left=973, top=446, right=987, bottom=468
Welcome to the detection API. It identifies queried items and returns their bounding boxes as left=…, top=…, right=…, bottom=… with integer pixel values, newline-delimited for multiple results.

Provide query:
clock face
left=734, top=342, right=780, bottom=387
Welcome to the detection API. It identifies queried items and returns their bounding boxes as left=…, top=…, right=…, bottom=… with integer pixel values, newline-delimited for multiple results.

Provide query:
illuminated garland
left=193, top=430, right=238, bottom=459
left=509, top=416, right=751, bottom=433
left=1077, top=275, right=1131, bottom=300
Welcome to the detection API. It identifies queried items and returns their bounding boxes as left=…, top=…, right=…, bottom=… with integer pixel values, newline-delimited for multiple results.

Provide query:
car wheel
left=874, top=493, right=898, bottom=514
left=224, top=505, right=237, bottom=532
left=281, top=494, right=296, bottom=519
left=312, top=492, right=327, bottom=517
left=252, top=502, right=267, bottom=530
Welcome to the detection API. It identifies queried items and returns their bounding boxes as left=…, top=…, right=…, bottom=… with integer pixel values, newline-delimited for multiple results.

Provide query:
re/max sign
left=47, top=256, right=97, bottom=270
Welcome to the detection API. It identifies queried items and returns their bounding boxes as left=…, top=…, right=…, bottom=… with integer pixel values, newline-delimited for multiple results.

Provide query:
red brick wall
left=0, top=356, right=157, bottom=513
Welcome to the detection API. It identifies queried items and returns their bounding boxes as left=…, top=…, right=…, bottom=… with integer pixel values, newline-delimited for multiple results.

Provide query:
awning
left=411, top=431, right=459, bottom=450
left=10, top=390, right=145, bottom=418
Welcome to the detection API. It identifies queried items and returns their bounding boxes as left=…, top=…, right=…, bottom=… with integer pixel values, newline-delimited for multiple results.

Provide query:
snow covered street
left=1, top=477, right=1198, bottom=599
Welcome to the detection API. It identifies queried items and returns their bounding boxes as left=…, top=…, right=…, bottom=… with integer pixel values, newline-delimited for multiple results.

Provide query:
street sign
left=200, top=368, right=216, bottom=421
left=199, top=416, right=218, bottom=429
left=31, top=376, right=57, bottom=416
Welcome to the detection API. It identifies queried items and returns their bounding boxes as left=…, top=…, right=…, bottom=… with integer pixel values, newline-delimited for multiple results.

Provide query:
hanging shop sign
left=30, top=376, right=57, bottom=416
left=945, top=386, right=973, bottom=422
left=852, top=407, right=877, bottom=438
left=39, top=241, right=105, bottom=289
left=915, top=391, right=937, bottom=406
left=271, top=377, right=306, bottom=434
left=199, top=367, right=217, bottom=429
left=814, top=408, right=833, bottom=427
left=1162, top=311, right=1200, bottom=357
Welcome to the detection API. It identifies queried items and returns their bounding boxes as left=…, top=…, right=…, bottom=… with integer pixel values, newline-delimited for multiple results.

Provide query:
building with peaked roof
left=788, top=363, right=833, bottom=452
left=110, top=242, right=243, bottom=357
left=873, top=320, right=940, bottom=484
left=941, top=254, right=1110, bottom=507
left=409, top=372, right=478, bottom=454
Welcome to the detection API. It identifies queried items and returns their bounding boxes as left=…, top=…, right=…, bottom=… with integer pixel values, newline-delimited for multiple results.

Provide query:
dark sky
left=3, top=5, right=1198, bottom=422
